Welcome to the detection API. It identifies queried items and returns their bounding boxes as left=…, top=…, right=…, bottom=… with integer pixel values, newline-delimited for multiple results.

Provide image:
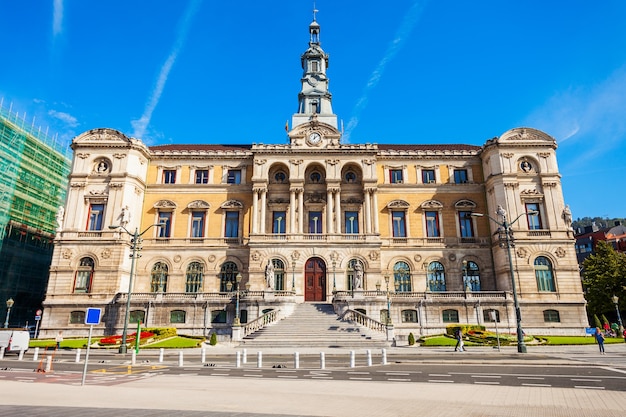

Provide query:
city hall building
left=41, top=18, right=588, bottom=341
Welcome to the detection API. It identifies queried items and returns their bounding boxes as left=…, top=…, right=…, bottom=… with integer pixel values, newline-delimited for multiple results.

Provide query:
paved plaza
left=0, top=344, right=625, bottom=416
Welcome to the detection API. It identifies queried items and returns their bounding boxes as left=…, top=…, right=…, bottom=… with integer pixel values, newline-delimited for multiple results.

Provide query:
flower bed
left=99, top=331, right=155, bottom=346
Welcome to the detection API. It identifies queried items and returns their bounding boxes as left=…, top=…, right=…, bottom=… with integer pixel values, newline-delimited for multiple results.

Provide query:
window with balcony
left=225, top=211, right=239, bottom=238
left=309, top=211, right=322, bottom=234
left=345, top=211, right=359, bottom=234
left=185, top=262, right=204, bottom=293
left=453, top=169, right=468, bottom=183
left=191, top=211, right=205, bottom=238
left=534, top=256, right=555, bottom=292
left=425, top=211, right=440, bottom=237
left=219, top=261, right=238, bottom=292
left=273, top=211, right=286, bottom=234
left=422, top=169, right=436, bottom=184
left=394, top=261, right=412, bottom=292
left=87, top=204, right=105, bottom=231
left=462, top=261, right=481, bottom=291
left=271, top=259, right=285, bottom=291
left=392, top=211, right=406, bottom=237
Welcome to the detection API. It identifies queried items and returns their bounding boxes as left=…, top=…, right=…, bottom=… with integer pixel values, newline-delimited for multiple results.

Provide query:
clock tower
left=289, top=13, right=340, bottom=144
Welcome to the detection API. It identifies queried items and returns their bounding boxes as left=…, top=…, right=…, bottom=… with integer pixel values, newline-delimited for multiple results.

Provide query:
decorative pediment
left=154, top=200, right=177, bottom=209
left=187, top=200, right=210, bottom=209
left=73, top=128, right=133, bottom=145
left=454, top=199, right=476, bottom=209
left=499, top=128, right=556, bottom=144
left=220, top=200, right=243, bottom=209
left=420, top=200, right=444, bottom=209
left=387, top=200, right=410, bottom=209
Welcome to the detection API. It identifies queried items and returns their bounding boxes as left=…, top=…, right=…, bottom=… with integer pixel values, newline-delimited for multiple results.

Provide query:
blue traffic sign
left=85, top=308, right=102, bottom=325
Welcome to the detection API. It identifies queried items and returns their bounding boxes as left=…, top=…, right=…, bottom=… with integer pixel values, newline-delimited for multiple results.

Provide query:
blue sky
left=1, top=1, right=625, bottom=219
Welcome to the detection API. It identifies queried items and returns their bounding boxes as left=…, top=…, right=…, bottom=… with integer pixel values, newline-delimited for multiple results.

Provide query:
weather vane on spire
left=313, top=1, right=318, bottom=21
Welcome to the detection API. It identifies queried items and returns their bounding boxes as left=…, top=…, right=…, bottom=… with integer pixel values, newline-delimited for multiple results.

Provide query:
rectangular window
left=453, top=169, right=468, bottom=183
left=401, top=310, right=418, bottom=323
left=425, top=211, right=440, bottom=237
left=345, top=211, right=359, bottom=234
left=459, top=211, right=474, bottom=238
left=226, top=169, right=241, bottom=184
left=309, top=211, right=322, bottom=234
left=195, top=169, right=209, bottom=184
left=158, top=211, right=172, bottom=238
left=191, top=211, right=205, bottom=238
left=422, top=169, right=436, bottom=184
left=442, top=309, right=459, bottom=323
left=390, top=169, right=403, bottom=184
left=87, top=204, right=105, bottom=230
left=163, top=169, right=176, bottom=184
left=273, top=211, right=286, bottom=234
left=225, top=211, right=239, bottom=237
left=170, top=310, right=186, bottom=324
left=526, top=203, right=542, bottom=230
left=392, top=211, right=406, bottom=237
left=311, top=61, right=319, bottom=72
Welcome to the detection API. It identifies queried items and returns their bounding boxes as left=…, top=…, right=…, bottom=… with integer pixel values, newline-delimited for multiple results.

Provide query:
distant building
left=575, top=221, right=626, bottom=265
left=0, top=103, right=71, bottom=327
left=41, top=17, right=588, bottom=340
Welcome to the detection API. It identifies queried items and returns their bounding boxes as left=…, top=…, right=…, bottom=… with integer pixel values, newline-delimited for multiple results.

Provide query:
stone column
left=290, top=188, right=296, bottom=234
left=297, top=188, right=304, bottom=234
left=364, top=188, right=372, bottom=234
left=372, top=189, right=379, bottom=234
left=252, top=188, right=259, bottom=234
left=260, top=188, right=267, bottom=234
left=326, top=188, right=334, bottom=234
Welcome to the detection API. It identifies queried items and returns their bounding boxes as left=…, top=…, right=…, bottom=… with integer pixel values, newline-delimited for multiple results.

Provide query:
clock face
left=308, top=132, right=322, bottom=145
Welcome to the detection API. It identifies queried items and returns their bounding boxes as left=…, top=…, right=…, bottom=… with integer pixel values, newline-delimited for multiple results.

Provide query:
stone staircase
left=241, top=303, right=389, bottom=348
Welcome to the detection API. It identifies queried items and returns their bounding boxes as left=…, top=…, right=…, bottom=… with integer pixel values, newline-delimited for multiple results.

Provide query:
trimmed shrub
left=408, top=332, right=415, bottom=346
left=209, top=332, right=218, bottom=346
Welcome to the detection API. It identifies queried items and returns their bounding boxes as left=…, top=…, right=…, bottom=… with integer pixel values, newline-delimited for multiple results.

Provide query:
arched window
left=271, top=259, right=285, bottom=291
left=442, top=309, right=459, bottom=323
left=344, top=171, right=357, bottom=183
left=462, top=261, right=481, bottom=291
left=185, top=262, right=204, bottom=293
left=427, top=261, right=446, bottom=292
left=394, top=261, right=411, bottom=292
left=347, top=259, right=364, bottom=291
left=274, top=171, right=287, bottom=183
left=74, top=257, right=94, bottom=293
left=150, top=262, right=168, bottom=292
left=534, top=256, right=555, bottom=292
left=543, top=309, right=560, bottom=322
left=69, top=311, right=85, bottom=324
left=219, top=261, right=239, bottom=292
left=170, top=310, right=186, bottom=324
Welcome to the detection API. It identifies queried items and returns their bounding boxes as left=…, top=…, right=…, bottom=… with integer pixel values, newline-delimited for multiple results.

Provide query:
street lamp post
left=4, top=298, right=14, bottom=328
left=384, top=275, right=392, bottom=326
left=612, top=295, right=623, bottom=334
left=227, top=273, right=243, bottom=326
left=109, top=222, right=163, bottom=354
left=332, top=260, right=337, bottom=292
left=471, top=206, right=537, bottom=354
left=292, top=261, right=296, bottom=292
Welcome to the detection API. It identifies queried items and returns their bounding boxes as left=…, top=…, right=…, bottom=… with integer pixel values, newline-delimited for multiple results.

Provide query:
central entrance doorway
left=304, top=257, right=326, bottom=302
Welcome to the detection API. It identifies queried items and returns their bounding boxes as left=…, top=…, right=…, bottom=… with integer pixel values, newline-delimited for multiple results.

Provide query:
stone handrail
left=242, top=309, right=279, bottom=337
left=333, top=290, right=508, bottom=300
left=341, top=309, right=386, bottom=334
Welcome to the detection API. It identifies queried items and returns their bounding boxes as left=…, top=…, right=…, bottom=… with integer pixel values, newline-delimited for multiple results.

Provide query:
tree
left=582, top=241, right=626, bottom=318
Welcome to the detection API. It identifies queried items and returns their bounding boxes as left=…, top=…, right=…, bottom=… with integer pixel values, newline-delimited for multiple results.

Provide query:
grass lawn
left=30, top=336, right=204, bottom=350
left=419, top=334, right=626, bottom=346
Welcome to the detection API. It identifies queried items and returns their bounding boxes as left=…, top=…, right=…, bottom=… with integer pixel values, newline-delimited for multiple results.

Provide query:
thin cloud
left=53, top=0, right=64, bottom=37
left=131, top=0, right=202, bottom=140
left=48, top=109, right=78, bottom=128
left=343, top=1, right=425, bottom=142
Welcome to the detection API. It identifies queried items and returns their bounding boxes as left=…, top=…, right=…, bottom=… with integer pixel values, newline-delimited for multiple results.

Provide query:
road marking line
left=348, top=371, right=370, bottom=375
left=311, top=376, right=333, bottom=379
left=571, top=378, right=602, bottom=382
left=518, top=377, right=544, bottom=380
left=428, top=380, right=454, bottom=383
left=387, top=378, right=411, bottom=382
left=474, top=381, right=500, bottom=385
left=276, top=370, right=296, bottom=373
left=277, top=375, right=298, bottom=379
left=210, top=373, right=230, bottom=376
left=471, top=375, right=501, bottom=379
left=574, top=386, right=605, bottom=390
left=428, top=374, right=450, bottom=377
left=243, top=374, right=263, bottom=378
left=521, top=383, right=551, bottom=387
left=385, top=372, right=410, bottom=376
left=349, top=377, right=372, bottom=381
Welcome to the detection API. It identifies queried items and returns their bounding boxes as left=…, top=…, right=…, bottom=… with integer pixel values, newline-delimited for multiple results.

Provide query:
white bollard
left=18, top=350, right=25, bottom=361
left=236, top=351, right=241, bottom=368
left=242, top=348, right=247, bottom=364
left=131, top=350, right=137, bottom=365
left=294, top=352, right=299, bottom=369
left=178, top=351, right=184, bottom=367
left=320, top=352, right=325, bottom=369
left=381, top=348, right=387, bottom=365
left=257, top=351, right=263, bottom=368
left=159, top=348, right=164, bottom=363
left=45, top=355, right=52, bottom=372
left=0, top=347, right=4, bottom=359
left=75, top=348, right=81, bottom=363
left=366, top=349, right=372, bottom=367
left=350, top=350, right=355, bottom=368
left=201, top=348, right=206, bottom=364
left=32, top=347, right=39, bottom=361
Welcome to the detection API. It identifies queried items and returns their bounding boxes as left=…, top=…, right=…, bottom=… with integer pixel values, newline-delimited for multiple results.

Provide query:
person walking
left=454, top=328, right=464, bottom=352
left=594, top=327, right=605, bottom=354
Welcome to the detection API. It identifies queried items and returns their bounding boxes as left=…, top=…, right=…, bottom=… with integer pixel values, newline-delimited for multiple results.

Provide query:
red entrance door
left=304, top=257, right=326, bottom=302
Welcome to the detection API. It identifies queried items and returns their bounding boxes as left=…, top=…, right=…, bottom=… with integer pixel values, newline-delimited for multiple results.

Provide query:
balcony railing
left=333, top=290, right=508, bottom=300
